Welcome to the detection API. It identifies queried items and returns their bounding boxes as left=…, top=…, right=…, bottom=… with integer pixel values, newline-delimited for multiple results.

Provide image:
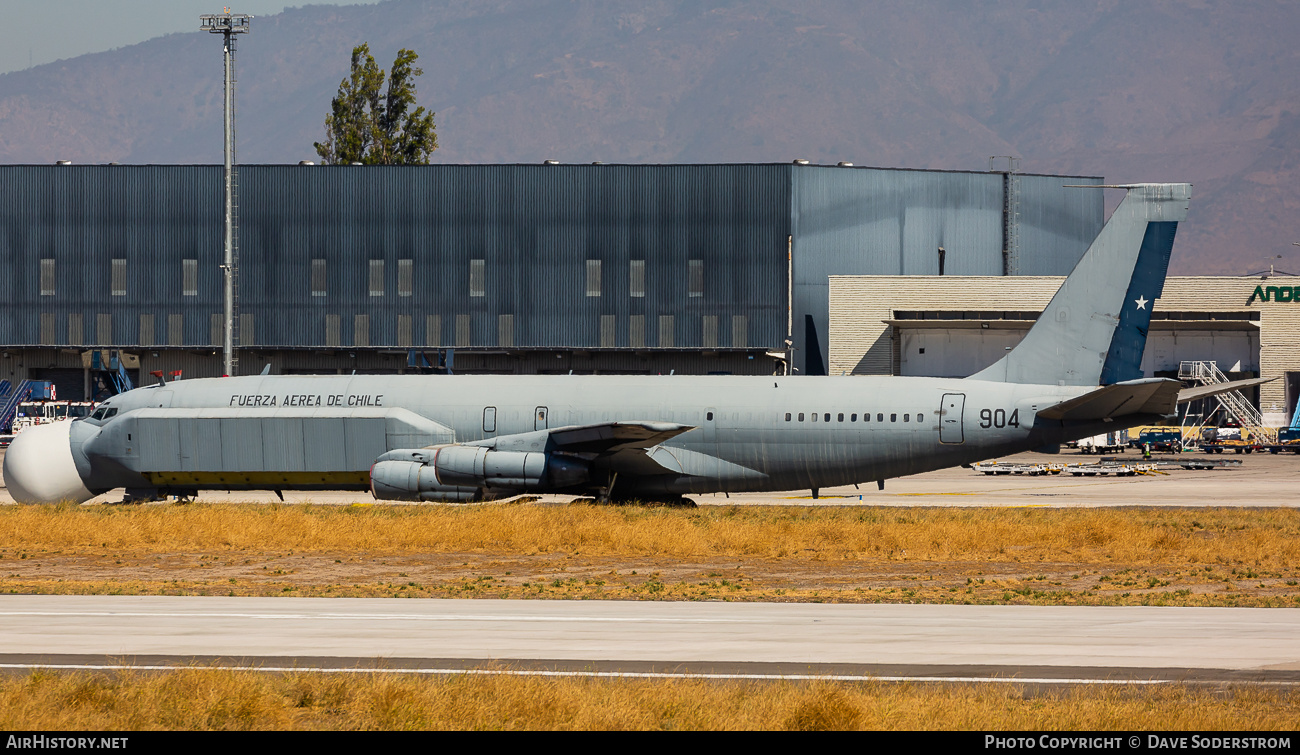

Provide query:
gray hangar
left=0, top=163, right=1101, bottom=399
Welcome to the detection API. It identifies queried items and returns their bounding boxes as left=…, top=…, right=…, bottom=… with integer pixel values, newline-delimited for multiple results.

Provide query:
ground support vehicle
left=1136, top=429, right=1184, bottom=453
left=971, top=462, right=1066, bottom=476
left=1076, top=430, right=1129, bottom=454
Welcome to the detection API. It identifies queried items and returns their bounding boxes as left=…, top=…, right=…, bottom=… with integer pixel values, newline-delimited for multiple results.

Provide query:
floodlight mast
left=200, top=11, right=251, bottom=377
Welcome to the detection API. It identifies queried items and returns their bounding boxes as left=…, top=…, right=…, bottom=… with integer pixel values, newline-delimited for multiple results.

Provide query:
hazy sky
left=2, top=1, right=381, bottom=75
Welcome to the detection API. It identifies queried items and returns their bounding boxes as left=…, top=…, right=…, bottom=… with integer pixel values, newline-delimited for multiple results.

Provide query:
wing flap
left=470, top=421, right=694, bottom=455
left=547, top=421, right=695, bottom=453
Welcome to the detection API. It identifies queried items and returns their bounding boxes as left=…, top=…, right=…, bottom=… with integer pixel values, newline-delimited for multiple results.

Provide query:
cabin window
left=798, top=413, right=805, bottom=422
left=707, top=411, right=715, bottom=421
left=891, top=413, right=897, bottom=422
left=810, top=412, right=818, bottom=422
left=918, top=412, right=926, bottom=422
left=785, top=413, right=791, bottom=421
left=877, top=413, right=884, bottom=422
left=904, top=414, right=910, bottom=422
left=838, top=413, right=844, bottom=422
left=851, top=414, right=857, bottom=422
left=824, top=413, right=831, bottom=422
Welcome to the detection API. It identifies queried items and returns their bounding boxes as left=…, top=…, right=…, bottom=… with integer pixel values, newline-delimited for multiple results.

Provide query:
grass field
left=3, top=668, right=1297, bottom=730
left=1, top=503, right=1298, bottom=606
left=4, top=503, right=1297, bottom=731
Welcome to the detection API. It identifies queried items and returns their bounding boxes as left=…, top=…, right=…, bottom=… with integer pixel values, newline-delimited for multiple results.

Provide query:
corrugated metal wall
left=1012, top=174, right=1106, bottom=276
left=790, top=167, right=1103, bottom=374
left=0, top=164, right=1101, bottom=378
left=0, top=165, right=222, bottom=348
left=237, top=163, right=791, bottom=351
left=0, top=164, right=792, bottom=353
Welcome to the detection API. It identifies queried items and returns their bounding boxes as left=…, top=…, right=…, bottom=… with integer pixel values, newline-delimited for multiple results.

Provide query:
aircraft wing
left=465, top=420, right=700, bottom=478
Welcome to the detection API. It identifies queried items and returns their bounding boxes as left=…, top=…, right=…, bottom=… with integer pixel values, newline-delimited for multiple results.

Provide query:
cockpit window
left=90, top=407, right=118, bottom=421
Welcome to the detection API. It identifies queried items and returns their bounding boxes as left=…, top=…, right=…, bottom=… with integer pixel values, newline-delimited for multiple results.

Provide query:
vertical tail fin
left=968, top=183, right=1191, bottom=386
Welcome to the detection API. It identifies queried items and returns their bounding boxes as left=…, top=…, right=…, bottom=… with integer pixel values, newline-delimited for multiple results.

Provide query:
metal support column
left=201, top=12, right=251, bottom=377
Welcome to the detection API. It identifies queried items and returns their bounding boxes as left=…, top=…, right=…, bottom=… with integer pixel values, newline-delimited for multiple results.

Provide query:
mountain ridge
left=2, top=0, right=1297, bottom=274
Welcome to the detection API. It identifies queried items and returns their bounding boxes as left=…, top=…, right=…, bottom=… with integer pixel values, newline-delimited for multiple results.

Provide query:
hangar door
left=939, top=393, right=965, bottom=444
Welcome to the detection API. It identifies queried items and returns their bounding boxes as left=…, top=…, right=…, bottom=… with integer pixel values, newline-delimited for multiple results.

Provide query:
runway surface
left=3, top=595, right=1297, bottom=683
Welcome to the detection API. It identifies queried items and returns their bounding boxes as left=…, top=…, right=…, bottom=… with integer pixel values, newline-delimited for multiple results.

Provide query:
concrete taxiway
left=2, top=596, right=1297, bottom=683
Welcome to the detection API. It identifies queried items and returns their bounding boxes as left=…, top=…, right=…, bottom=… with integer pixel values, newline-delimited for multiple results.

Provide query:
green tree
left=314, top=44, right=438, bottom=165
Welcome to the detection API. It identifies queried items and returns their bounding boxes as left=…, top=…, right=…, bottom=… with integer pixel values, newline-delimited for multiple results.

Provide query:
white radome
left=2, top=420, right=94, bottom=504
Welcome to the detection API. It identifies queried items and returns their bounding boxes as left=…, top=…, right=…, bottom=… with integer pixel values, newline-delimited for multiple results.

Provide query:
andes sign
left=1247, top=285, right=1300, bottom=304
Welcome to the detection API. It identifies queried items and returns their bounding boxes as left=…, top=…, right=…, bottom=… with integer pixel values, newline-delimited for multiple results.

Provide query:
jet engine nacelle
left=369, top=445, right=589, bottom=502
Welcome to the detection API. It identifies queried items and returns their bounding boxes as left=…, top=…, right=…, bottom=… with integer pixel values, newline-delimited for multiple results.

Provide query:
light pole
left=200, top=11, right=251, bottom=377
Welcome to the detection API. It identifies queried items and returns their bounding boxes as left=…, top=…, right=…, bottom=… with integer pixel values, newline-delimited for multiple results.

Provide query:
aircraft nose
left=2, top=420, right=94, bottom=504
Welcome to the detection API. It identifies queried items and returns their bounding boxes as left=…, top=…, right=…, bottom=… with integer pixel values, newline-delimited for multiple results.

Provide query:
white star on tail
left=1134, top=295, right=1148, bottom=310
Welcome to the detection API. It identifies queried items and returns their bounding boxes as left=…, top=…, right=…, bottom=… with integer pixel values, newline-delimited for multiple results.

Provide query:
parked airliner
left=5, top=182, right=1250, bottom=504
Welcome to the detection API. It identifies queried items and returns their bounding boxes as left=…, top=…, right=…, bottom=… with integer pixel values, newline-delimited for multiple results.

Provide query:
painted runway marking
left=0, top=611, right=760, bottom=624
left=1, top=662, right=1273, bottom=685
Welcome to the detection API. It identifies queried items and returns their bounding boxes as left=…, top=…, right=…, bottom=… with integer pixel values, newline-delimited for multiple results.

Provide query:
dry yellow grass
left=2, top=503, right=1298, bottom=566
left=3, top=504, right=1298, bottom=606
left=1, top=668, right=1296, bottom=731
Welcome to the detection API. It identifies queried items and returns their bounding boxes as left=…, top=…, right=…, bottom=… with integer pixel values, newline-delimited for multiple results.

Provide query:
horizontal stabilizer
left=1176, top=376, right=1277, bottom=404
left=1037, top=378, right=1182, bottom=421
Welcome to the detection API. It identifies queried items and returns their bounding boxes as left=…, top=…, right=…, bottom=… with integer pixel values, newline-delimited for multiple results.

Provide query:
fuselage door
left=939, top=393, right=965, bottom=444
left=534, top=406, right=548, bottom=431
